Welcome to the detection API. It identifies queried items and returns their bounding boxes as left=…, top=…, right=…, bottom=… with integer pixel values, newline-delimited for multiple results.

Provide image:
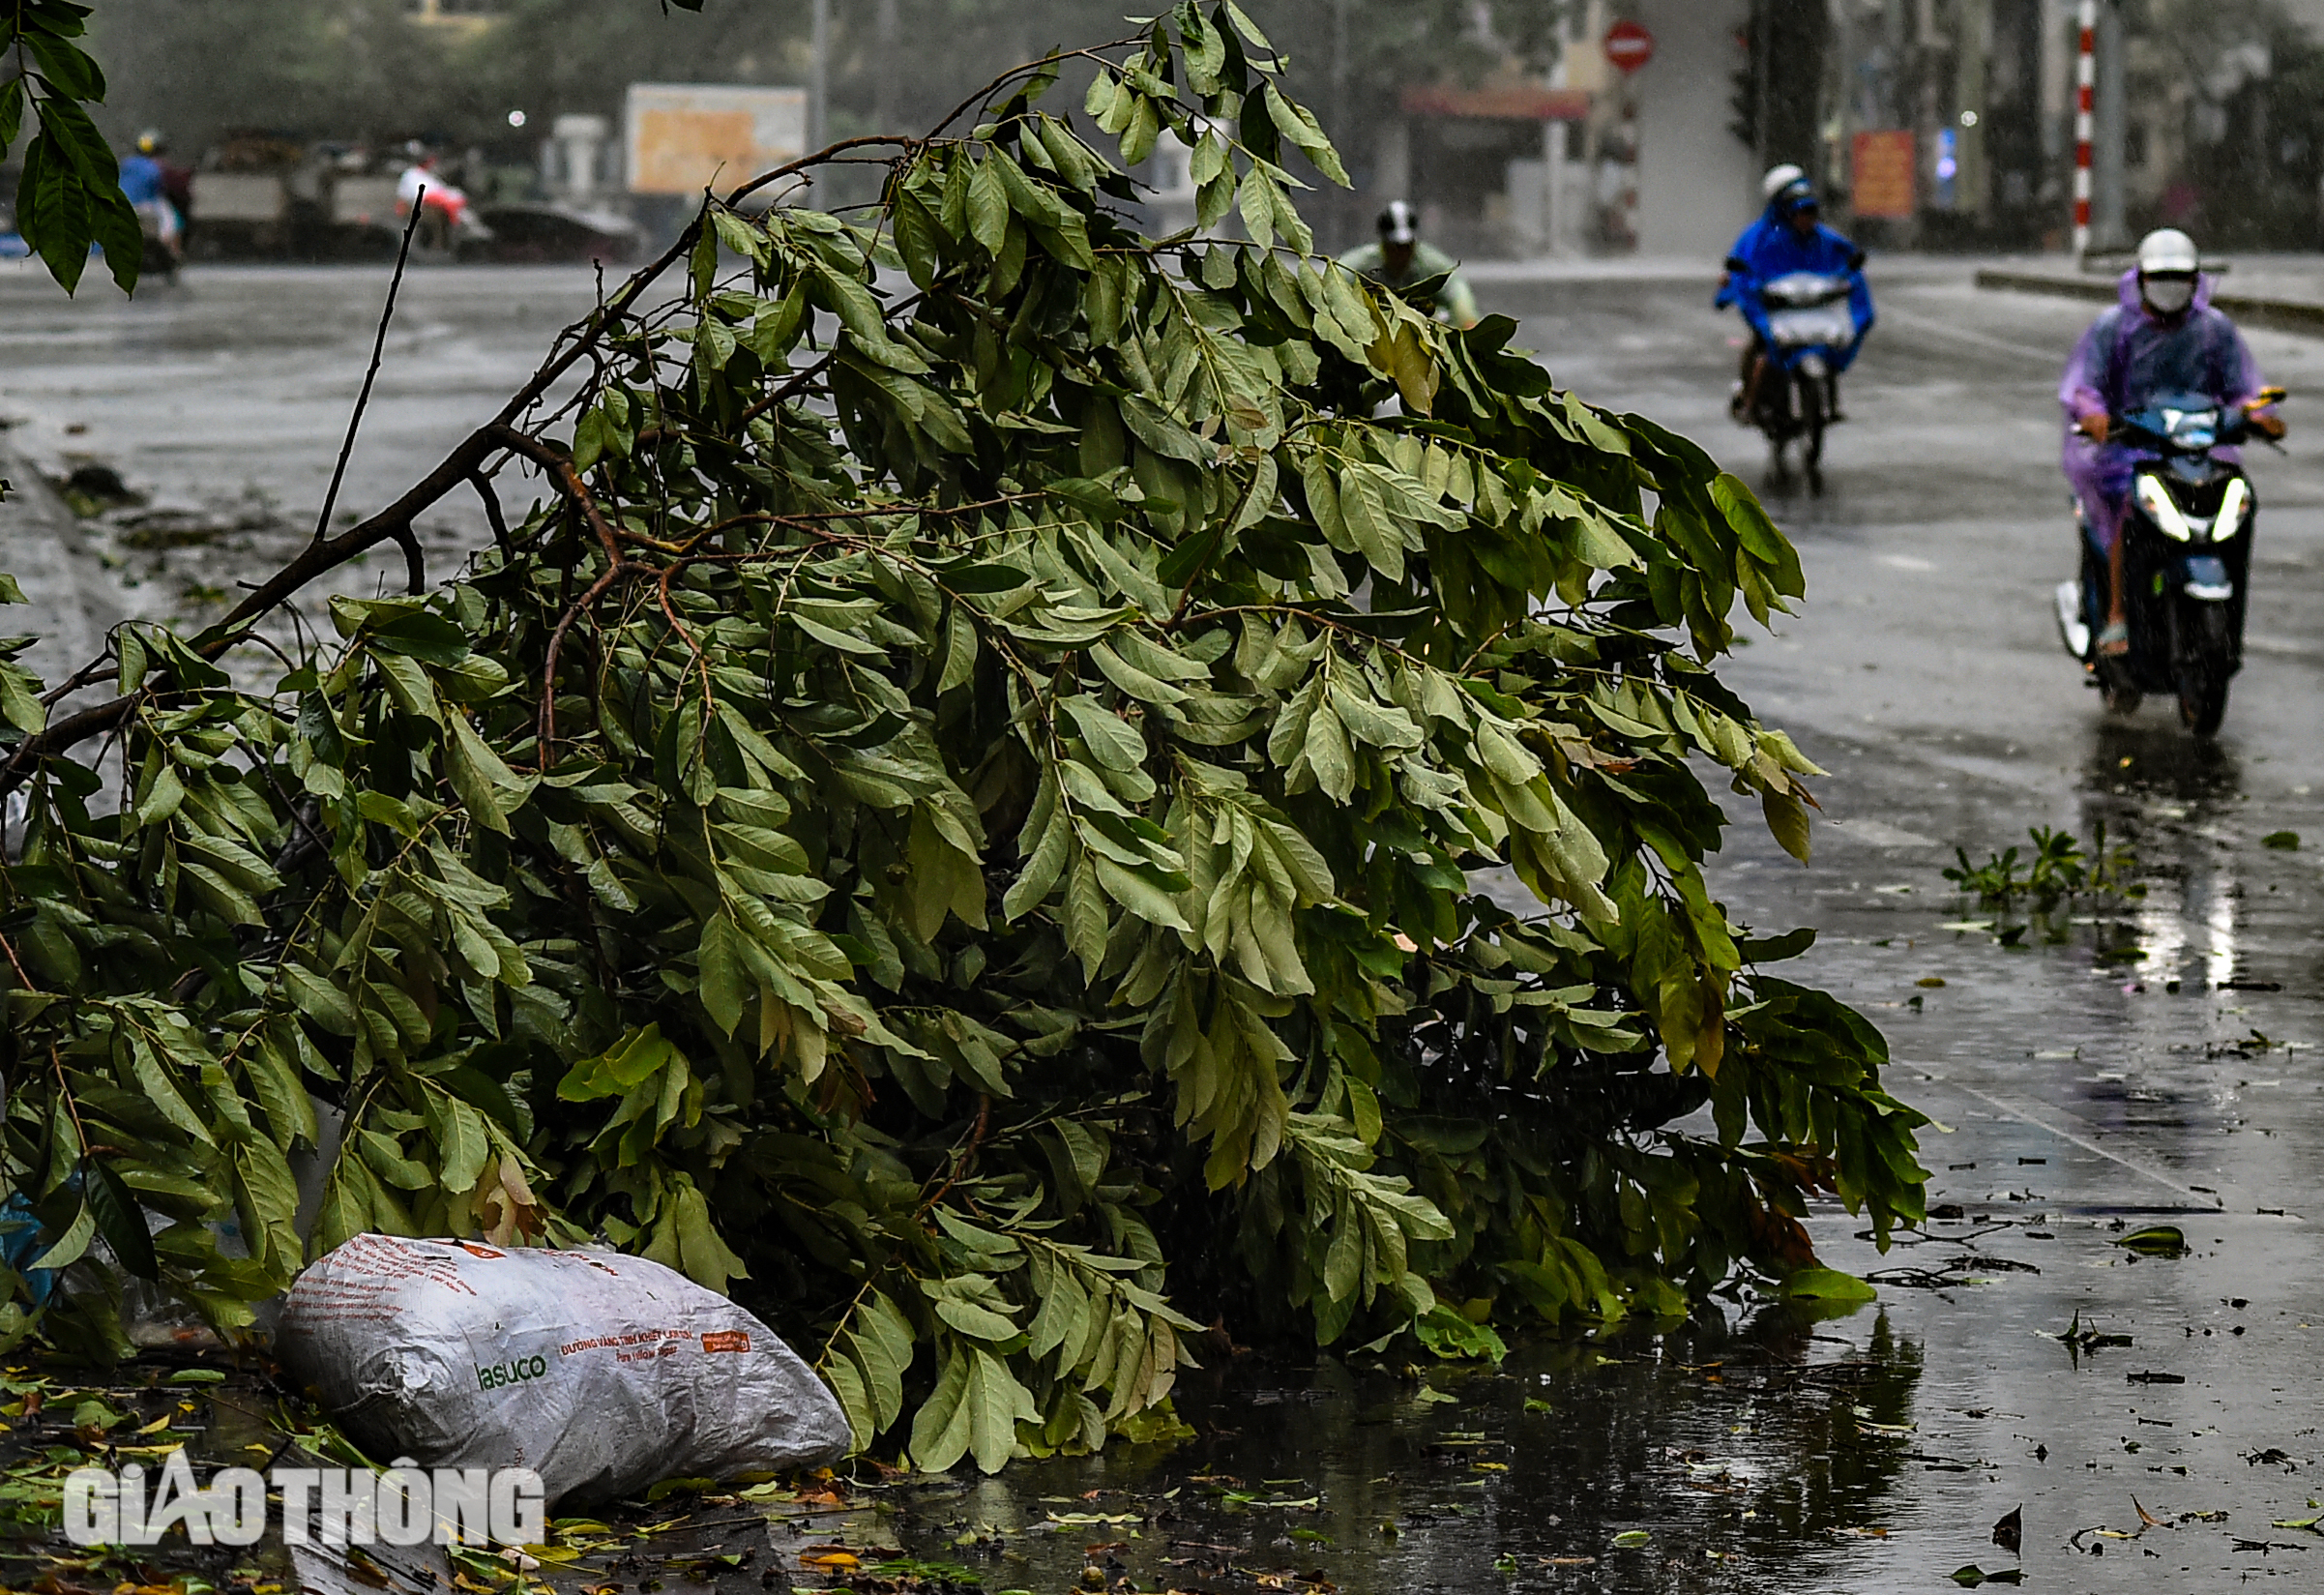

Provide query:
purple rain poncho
left=2059, top=269, right=2268, bottom=551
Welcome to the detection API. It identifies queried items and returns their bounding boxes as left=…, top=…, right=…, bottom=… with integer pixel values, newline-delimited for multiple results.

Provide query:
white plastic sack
left=278, top=1234, right=848, bottom=1505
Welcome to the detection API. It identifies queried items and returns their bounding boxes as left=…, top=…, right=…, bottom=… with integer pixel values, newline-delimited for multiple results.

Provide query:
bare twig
left=485, top=426, right=642, bottom=560
left=470, top=472, right=512, bottom=557
left=924, top=42, right=1139, bottom=142
left=391, top=526, right=427, bottom=594
left=313, top=192, right=427, bottom=545
left=538, top=561, right=647, bottom=771
left=916, top=1095, right=993, bottom=1220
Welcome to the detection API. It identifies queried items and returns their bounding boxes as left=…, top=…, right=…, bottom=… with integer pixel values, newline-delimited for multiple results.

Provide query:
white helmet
left=1761, top=163, right=1807, bottom=201
left=2136, top=227, right=2199, bottom=276
left=2136, top=228, right=2199, bottom=315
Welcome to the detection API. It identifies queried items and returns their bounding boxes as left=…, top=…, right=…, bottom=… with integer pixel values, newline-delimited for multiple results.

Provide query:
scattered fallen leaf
left=1916, top=976, right=1948, bottom=989
left=2261, top=830, right=2299, bottom=850
left=2114, top=1225, right=2188, bottom=1257
left=1610, top=1530, right=1650, bottom=1548
left=1992, top=1505, right=2022, bottom=1554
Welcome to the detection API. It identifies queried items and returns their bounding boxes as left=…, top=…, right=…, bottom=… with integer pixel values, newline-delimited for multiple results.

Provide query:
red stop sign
left=1603, top=19, right=1655, bottom=74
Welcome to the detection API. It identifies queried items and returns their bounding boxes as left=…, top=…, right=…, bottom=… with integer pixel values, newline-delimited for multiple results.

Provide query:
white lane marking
left=1902, top=1065, right=2285, bottom=1215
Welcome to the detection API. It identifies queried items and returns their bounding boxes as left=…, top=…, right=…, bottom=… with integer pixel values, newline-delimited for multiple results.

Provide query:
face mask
left=2143, top=275, right=2195, bottom=314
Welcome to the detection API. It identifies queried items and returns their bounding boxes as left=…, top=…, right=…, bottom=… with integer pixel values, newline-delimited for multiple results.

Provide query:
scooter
left=2052, top=387, right=2284, bottom=735
left=1736, top=271, right=1858, bottom=488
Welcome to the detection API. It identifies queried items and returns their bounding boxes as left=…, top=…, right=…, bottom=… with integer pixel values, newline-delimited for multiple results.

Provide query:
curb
left=1974, top=267, right=2324, bottom=336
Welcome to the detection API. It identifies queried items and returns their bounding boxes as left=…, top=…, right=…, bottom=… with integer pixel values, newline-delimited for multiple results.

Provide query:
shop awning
left=1397, top=84, right=1591, bottom=121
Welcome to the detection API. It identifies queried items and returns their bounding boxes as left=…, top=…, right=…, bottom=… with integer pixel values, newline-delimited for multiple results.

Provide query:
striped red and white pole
left=2073, top=0, right=2097, bottom=256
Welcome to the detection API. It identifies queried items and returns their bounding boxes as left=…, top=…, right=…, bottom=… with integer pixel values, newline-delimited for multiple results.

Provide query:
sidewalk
left=1974, top=251, right=2324, bottom=334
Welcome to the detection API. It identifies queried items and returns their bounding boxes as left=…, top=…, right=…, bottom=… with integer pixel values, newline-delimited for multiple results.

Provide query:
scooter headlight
left=2210, top=477, right=2250, bottom=541
left=2135, top=472, right=2194, bottom=541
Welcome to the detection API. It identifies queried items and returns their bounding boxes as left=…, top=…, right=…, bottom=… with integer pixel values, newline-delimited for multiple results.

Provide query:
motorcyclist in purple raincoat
left=2060, top=227, right=2282, bottom=655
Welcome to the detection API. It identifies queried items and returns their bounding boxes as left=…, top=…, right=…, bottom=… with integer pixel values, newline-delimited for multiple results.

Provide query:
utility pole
left=809, top=0, right=831, bottom=154
left=2072, top=0, right=2094, bottom=255
left=1330, top=0, right=1349, bottom=249
left=2091, top=0, right=2127, bottom=251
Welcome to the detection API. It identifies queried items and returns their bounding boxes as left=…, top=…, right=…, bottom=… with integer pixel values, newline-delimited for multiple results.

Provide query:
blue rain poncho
left=2059, top=270, right=2270, bottom=550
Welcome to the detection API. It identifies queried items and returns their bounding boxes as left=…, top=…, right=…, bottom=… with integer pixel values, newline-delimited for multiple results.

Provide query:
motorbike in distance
left=1734, top=270, right=1858, bottom=490
left=2053, top=386, right=2285, bottom=735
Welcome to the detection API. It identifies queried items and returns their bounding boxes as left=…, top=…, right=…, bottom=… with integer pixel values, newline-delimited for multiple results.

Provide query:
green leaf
left=0, top=663, right=45, bottom=735
left=670, top=1178, right=748, bottom=1294
left=966, top=1348, right=1035, bottom=1473
left=966, top=159, right=1010, bottom=256
left=1762, top=788, right=1811, bottom=864
left=28, top=1196, right=96, bottom=1272
left=559, top=1024, right=681, bottom=1102
left=86, top=1160, right=159, bottom=1280
left=1263, top=85, right=1349, bottom=187
left=2114, top=1225, right=2188, bottom=1257
left=696, top=912, right=750, bottom=1038
left=938, top=606, right=979, bottom=693
left=1780, top=1267, right=1876, bottom=1303
left=433, top=1096, right=493, bottom=1195
left=910, top=1346, right=974, bottom=1472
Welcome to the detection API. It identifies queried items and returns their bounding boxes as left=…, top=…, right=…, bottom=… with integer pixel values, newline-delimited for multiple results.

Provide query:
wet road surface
left=3, top=260, right=2322, bottom=1592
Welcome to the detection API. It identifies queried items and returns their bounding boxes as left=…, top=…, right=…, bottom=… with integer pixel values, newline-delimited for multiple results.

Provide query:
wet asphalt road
left=3, top=259, right=2323, bottom=1592
left=1489, top=265, right=2324, bottom=1587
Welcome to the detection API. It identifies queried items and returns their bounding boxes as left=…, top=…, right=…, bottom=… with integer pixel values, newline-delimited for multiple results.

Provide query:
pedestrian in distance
left=397, top=143, right=479, bottom=252
left=118, top=130, right=182, bottom=281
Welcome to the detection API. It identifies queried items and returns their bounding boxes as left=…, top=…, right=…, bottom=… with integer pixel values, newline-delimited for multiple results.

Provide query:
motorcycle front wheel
left=2174, top=603, right=2235, bottom=735
left=1797, top=372, right=1827, bottom=491
left=2177, top=674, right=2228, bottom=735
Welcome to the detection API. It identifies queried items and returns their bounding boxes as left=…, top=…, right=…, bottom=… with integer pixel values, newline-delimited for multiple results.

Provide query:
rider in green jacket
left=1338, top=201, right=1479, bottom=330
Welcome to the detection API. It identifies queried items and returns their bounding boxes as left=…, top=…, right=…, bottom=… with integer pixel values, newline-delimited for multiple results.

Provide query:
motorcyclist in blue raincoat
left=1716, top=164, right=1874, bottom=422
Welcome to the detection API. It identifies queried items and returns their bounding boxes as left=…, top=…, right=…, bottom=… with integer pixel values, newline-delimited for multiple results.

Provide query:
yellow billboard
left=624, top=84, right=808, bottom=197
